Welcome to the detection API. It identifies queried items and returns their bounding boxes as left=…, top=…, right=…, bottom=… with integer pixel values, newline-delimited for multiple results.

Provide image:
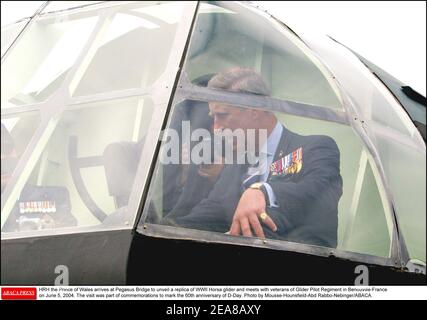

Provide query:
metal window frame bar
left=39, top=1, right=111, bottom=16
left=174, top=73, right=348, bottom=125
left=126, top=1, right=201, bottom=233
left=138, top=223, right=396, bottom=268
left=341, top=150, right=369, bottom=249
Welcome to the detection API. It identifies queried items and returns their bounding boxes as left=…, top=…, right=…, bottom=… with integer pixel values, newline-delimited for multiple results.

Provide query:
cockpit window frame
left=135, top=1, right=417, bottom=274
left=1, top=1, right=199, bottom=239
left=136, top=75, right=404, bottom=272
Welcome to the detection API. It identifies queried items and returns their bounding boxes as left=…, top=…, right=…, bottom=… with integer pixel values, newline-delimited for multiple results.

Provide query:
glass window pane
left=184, top=2, right=343, bottom=109
left=1, top=112, right=40, bottom=195
left=303, top=34, right=426, bottom=263
left=140, top=77, right=392, bottom=258
left=280, top=114, right=391, bottom=257
left=72, top=2, right=186, bottom=96
left=1, top=13, right=99, bottom=108
left=307, top=35, right=422, bottom=138
left=1, top=19, right=28, bottom=56
left=373, top=132, right=426, bottom=262
left=346, top=48, right=426, bottom=126
left=1, top=97, right=155, bottom=234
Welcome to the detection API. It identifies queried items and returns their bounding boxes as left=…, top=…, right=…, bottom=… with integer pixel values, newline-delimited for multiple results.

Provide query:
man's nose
left=212, top=118, right=223, bottom=132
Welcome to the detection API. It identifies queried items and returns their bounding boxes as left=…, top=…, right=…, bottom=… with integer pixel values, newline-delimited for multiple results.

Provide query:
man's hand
left=230, top=189, right=277, bottom=238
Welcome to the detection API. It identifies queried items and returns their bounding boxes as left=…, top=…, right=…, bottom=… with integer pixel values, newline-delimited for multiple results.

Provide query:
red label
left=1, top=287, right=37, bottom=300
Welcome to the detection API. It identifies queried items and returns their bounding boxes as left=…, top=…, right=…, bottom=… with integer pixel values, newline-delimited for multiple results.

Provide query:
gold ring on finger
left=260, top=212, right=268, bottom=222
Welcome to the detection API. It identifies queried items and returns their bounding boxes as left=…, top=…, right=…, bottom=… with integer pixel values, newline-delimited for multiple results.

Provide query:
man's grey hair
left=207, top=67, right=271, bottom=96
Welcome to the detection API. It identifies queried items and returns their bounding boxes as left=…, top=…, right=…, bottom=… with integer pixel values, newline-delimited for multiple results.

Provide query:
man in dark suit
left=164, top=67, right=343, bottom=248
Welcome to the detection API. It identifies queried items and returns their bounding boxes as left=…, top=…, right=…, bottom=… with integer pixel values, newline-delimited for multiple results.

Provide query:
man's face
left=209, top=102, right=253, bottom=153
left=208, top=102, right=268, bottom=156
left=209, top=102, right=253, bottom=133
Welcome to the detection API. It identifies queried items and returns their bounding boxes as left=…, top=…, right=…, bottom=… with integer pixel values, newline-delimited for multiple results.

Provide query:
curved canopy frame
left=1, top=1, right=424, bottom=274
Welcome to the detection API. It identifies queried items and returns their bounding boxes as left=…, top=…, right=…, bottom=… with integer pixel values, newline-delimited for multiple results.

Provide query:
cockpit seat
left=103, top=140, right=144, bottom=208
